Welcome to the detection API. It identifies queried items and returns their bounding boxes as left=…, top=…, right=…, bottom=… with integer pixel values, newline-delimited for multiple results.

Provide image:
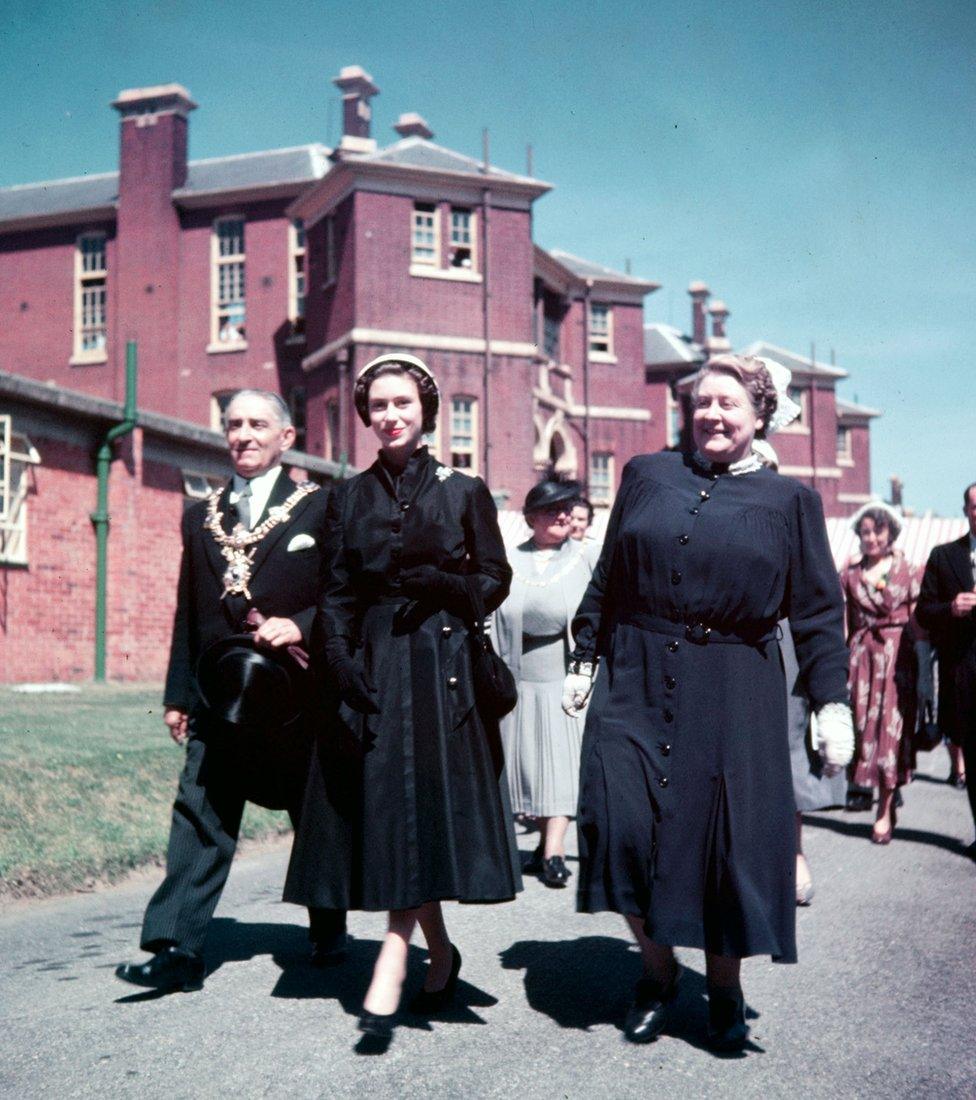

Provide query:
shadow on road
left=802, top=812, right=969, bottom=857
left=499, top=935, right=764, bottom=1056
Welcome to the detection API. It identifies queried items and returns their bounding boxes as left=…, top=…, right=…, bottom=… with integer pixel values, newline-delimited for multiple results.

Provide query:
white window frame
left=181, top=470, right=225, bottom=500
left=71, top=232, right=108, bottom=364
left=449, top=395, right=478, bottom=475
left=665, top=387, right=681, bottom=448
left=448, top=207, right=477, bottom=271
left=0, top=416, right=41, bottom=565
left=837, top=424, right=853, bottom=464
left=411, top=202, right=440, bottom=267
left=288, top=219, right=306, bottom=337
left=209, top=216, right=247, bottom=352
left=325, top=398, right=341, bottom=463
left=210, top=390, right=237, bottom=431
left=589, top=451, right=614, bottom=506
left=588, top=302, right=614, bottom=361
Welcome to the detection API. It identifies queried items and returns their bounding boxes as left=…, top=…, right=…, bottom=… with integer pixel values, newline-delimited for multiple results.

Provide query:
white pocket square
left=287, top=533, right=316, bottom=552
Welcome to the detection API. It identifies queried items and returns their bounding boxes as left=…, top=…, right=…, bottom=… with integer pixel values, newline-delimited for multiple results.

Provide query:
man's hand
left=252, top=616, right=302, bottom=647
left=950, top=591, right=976, bottom=619
left=164, top=708, right=189, bottom=746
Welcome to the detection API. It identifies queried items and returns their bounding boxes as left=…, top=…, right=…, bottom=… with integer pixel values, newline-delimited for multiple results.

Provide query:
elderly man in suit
left=917, top=481, right=976, bottom=859
left=116, top=389, right=346, bottom=992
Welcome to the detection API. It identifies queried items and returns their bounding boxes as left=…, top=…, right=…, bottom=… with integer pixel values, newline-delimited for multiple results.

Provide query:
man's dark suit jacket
left=164, top=468, right=331, bottom=716
left=917, top=534, right=976, bottom=740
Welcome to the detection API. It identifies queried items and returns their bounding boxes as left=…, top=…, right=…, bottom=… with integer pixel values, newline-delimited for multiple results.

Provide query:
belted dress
left=283, top=447, right=522, bottom=912
left=571, top=451, right=849, bottom=962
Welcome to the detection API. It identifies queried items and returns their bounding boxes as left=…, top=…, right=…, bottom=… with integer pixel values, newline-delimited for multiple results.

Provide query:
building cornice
left=533, top=388, right=651, bottom=422
left=302, top=328, right=539, bottom=371
left=0, top=206, right=117, bottom=234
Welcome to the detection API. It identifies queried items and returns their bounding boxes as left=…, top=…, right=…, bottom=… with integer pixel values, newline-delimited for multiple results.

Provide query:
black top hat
left=523, top=479, right=582, bottom=517
left=196, top=634, right=307, bottom=730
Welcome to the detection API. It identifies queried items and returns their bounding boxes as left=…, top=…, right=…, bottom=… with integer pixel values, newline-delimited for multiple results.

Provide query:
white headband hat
left=752, top=438, right=780, bottom=469
left=356, top=352, right=439, bottom=393
left=756, top=357, right=802, bottom=436
left=848, top=498, right=903, bottom=535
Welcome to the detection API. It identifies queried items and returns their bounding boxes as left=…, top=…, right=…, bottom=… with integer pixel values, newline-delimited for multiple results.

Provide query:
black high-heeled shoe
left=706, top=985, right=749, bottom=1052
left=408, top=944, right=462, bottom=1014
left=357, top=1009, right=395, bottom=1039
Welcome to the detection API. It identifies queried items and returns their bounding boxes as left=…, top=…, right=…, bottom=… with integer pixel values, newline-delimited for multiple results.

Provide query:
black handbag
left=465, top=578, right=518, bottom=719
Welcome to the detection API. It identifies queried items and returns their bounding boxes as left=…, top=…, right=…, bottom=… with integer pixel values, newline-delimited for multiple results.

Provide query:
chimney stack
left=688, top=281, right=709, bottom=347
left=332, top=65, right=379, bottom=153
left=112, top=83, right=196, bottom=189
left=707, top=300, right=731, bottom=354
left=394, top=112, right=434, bottom=140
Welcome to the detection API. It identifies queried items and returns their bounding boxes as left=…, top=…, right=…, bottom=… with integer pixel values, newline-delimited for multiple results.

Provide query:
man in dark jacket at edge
left=116, top=389, right=346, bottom=992
left=916, top=481, right=976, bottom=860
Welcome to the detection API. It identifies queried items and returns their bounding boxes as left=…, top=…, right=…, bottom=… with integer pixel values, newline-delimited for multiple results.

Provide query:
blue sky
left=2, top=0, right=972, bottom=514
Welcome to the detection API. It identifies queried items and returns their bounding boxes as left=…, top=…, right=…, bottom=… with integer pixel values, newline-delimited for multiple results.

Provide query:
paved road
left=2, top=749, right=974, bottom=1100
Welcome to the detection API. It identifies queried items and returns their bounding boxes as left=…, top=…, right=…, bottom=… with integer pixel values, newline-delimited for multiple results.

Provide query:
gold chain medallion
left=204, top=482, right=318, bottom=599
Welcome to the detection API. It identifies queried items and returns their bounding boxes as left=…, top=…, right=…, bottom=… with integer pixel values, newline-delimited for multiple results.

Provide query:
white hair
left=224, top=389, right=292, bottom=428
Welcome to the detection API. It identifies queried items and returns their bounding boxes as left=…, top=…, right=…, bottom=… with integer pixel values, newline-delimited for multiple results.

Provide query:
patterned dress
left=840, top=550, right=920, bottom=790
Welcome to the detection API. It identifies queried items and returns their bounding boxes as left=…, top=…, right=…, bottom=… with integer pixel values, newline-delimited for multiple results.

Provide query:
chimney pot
left=688, top=281, right=710, bottom=346
left=332, top=65, right=380, bottom=140
left=394, top=112, right=434, bottom=140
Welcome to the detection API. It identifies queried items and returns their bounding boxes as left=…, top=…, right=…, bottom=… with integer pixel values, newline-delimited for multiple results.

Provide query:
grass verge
left=0, top=683, right=290, bottom=901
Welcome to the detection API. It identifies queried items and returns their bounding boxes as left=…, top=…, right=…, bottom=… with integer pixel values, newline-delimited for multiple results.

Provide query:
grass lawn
left=0, top=683, right=290, bottom=900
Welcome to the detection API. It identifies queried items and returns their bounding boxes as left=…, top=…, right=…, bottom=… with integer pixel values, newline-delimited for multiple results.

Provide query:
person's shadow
left=116, top=916, right=498, bottom=1040
left=802, top=812, right=970, bottom=857
left=499, top=936, right=762, bottom=1056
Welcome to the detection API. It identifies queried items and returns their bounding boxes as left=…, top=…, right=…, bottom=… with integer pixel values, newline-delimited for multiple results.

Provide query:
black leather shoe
left=408, top=944, right=462, bottom=1014
left=845, top=791, right=872, bottom=812
left=311, top=931, right=349, bottom=967
left=624, top=964, right=682, bottom=1043
left=115, top=946, right=205, bottom=992
left=541, top=855, right=572, bottom=887
left=358, top=1009, right=395, bottom=1039
left=707, top=985, right=749, bottom=1052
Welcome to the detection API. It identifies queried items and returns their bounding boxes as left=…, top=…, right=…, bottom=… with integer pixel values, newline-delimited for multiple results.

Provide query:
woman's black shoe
left=522, top=844, right=545, bottom=874
left=357, top=1009, right=395, bottom=1039
left=706, top=985, right=749, bottom=1052
left=408, top=944, right=462, bottom=1014
left=624, top=964, right=682, bottom=1043
left=541, top=855, right=572, bottom=887
left=845, top=791, right=873, bottom=812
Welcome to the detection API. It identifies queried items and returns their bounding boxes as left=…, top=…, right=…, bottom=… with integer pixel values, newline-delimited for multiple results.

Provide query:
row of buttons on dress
left=656, top=474, right=719, bottom=792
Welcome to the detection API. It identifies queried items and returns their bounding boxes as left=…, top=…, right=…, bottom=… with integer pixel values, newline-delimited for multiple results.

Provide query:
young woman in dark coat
left=562, top=355, right=853, bottom=1051
left=284, top=353, right=520, bottom=1043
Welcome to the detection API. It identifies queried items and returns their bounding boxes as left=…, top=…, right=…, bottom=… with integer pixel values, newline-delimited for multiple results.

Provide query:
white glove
left=812, top=701, right=854, bottom=776
left=561, top=672, right=593, bottom=717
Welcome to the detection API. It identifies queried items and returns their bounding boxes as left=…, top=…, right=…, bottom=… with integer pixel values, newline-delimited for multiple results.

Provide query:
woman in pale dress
left=493, top=479, right=596, bottom=887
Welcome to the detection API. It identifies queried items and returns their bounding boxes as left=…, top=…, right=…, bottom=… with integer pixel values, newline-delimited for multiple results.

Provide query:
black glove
left=399, top=564, right=470, bottom=616
left=914, top=639, right=935, bottom=709
left=323, top=637, right=379, bottom=715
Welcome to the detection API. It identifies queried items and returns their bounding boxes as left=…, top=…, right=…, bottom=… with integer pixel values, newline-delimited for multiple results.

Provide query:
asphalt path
left=2, top=748, right=974, bottom=1099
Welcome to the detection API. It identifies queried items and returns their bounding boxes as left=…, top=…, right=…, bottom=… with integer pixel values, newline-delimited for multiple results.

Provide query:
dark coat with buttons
left=284, top=447, right=521, bottom=911
left=571, top=451, right=849, bottom=962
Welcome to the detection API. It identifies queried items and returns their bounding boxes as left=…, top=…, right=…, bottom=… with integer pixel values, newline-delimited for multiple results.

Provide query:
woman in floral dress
left=840, top=503, right=921, bottom=844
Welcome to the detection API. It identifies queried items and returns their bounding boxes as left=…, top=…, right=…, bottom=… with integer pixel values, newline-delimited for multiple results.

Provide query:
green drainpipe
left=92, top=340, right=138, bottom=682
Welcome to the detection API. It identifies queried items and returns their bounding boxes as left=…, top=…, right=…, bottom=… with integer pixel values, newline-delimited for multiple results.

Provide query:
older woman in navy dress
left=562, top=355, right=853, bottom=1051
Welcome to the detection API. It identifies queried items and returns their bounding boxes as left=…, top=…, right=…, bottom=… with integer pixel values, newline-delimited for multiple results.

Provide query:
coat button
left=447, top=676, right=459, bottom=688
left=442, top=625, right=453, bottom=637
left=658, top=776, right=669, bottom=788
left=400, top=501, right=410, bottom=511
left=699, top=489, right=710, bottom=500
left=664, top=675, right=676, bottom=689
left=689, top=507, right=699, bottom=516
left=678, top=534, right=689, bottom=545
left=670, top=570, right=682, bottom=584
left=663, top=708, right=674, bottom=722
left=660, top=743, right=671, bottom=756
left=667, top=641, right=680, bottom=653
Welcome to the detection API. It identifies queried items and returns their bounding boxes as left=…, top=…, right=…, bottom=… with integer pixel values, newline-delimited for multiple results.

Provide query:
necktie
left=236, top=481, right=253, bottom=529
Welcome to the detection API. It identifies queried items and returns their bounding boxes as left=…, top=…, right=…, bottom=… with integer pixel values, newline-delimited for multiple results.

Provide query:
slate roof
left=644, top=323, right=704, bottom=366
left=365, top=136, right=541, bottom=184
left=836, top=397, right=882, bottom=419
left=0, top=145, right=330, bottom=225
left=548, top=249, right=656, bottom=288
left=738, top=340, right=848, bottom=379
